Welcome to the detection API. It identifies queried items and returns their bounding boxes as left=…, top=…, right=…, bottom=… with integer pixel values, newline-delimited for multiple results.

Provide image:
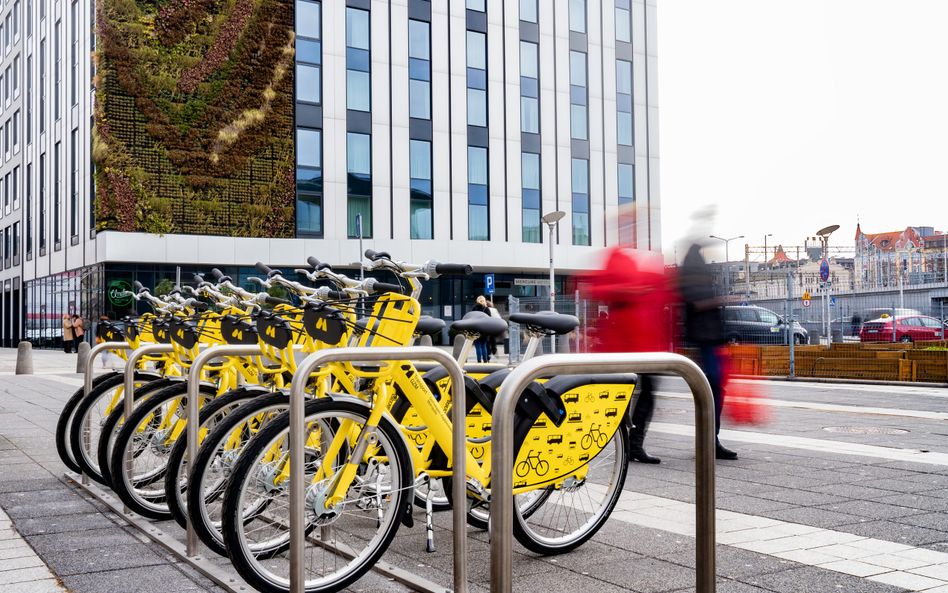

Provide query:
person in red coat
left=583, top=245, right=674, bottom=464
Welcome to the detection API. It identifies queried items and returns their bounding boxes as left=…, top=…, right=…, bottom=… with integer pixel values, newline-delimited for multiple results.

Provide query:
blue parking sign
left=485, top=274, right=495, bottom=295
left=830, top=297, right=836, bottom=307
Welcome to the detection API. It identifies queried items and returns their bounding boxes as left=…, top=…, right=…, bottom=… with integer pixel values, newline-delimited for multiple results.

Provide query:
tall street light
left=763, top=233, right=773, bottom=268
left=709, top=235, right=744, bottom=297
left=541, top=211, right=566, bottom=311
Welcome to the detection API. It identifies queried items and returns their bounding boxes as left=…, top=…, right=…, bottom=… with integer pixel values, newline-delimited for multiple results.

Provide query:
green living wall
left=94, top=0, right=295, bottom=237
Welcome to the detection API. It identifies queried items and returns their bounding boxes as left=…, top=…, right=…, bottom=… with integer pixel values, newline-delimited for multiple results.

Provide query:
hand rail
left=122, top=344, right=176, bottom=514
left=489, top=352, right=717, bottom=593
left=288, top=347, right=468, bottom=593
left=185, top=344, right=268, bottom=556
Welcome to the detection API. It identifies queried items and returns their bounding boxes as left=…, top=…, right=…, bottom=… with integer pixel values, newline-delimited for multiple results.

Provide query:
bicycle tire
left=95, top=378, right=178, bottom=489
left=109, top=382, right=217, bottom=519
left=56, top=371, right=126, bottom=474
left=68, top=376, right=171, bottom=485
left=184, top=391, right=290, bottom=556
left=512, top=423, right=629, bottom=555
left=222, top=399, right=412, bottom=593
left=165, top=386, right=269, bottom=531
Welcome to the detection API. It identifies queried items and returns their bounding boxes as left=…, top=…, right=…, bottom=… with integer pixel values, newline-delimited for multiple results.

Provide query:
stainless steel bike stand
left=289, top=347, right=468, bottom=593
left=81, top=342, right=131, bottom=486
left=490, top=352, right=718, bottom=593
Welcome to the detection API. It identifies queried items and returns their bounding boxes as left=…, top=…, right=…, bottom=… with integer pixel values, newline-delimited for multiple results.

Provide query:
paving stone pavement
left=1, top=349, right=948, bottom=592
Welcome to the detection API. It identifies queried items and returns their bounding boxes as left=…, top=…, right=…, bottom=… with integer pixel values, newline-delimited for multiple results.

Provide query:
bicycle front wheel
left=222, top=399, right=413, bottom=593
left=512, top=423, right=628, bottom=555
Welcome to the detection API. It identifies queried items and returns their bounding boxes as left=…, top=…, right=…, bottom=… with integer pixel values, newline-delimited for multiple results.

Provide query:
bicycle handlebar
left=307, top=256, right=332, bottom=271
left=133, top=281, right=145, bottom=293
left=265, top=295, right=293, bottom=307
left=364, top=249, right=391, bottom=262
left=434, top=263, right=473, bottom=276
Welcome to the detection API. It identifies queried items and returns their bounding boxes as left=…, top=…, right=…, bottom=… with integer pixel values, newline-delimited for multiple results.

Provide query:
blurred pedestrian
left=679, top=241, right=738, bottom=460
left=850, top=312, right=862, bottom=337
left=72, top=314, right=85, bottom=346
left=472, top=296, right=491, bottom=363
left=62, top=314, right=75, bottom=353
left=583, top=245, right=672, bottom=464
left=97, top=316, right=113, bottom=368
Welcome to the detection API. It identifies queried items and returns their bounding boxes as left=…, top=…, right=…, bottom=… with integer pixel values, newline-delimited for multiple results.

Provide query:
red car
left=859, top=315, right=945, bottom=343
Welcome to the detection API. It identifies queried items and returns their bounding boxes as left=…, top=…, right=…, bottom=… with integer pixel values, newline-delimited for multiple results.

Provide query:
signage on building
left=514, top=278, right=551, bottom=286
left=108, top=280, right=133, bottom=307
left=485, top=274, right=495, bottom=295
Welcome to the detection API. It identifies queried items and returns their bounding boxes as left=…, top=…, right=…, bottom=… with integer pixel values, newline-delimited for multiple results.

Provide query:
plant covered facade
left=93, top=0, right=296, bottom=237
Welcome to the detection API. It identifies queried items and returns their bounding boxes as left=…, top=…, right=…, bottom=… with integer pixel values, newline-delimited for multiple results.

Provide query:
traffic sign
left=819, top=260, right=830, bottom=282
left=739, top=302, right=748, bottom=307
left=485, top=274, right=495, bottom=295
left=802, top=291, right=811, bottom=300
left=830, top=296, right=836, bottom=307
left=803, top=300, right=811, bottom=308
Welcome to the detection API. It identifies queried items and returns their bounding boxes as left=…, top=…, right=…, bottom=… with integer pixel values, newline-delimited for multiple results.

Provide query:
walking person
left=472, top=296, right=491, bottom=363
left=72, top=314, right=85, bottom=347
left=679, top=241, right=738, bottom=460
left=583, top=245, right=672, bottom=464
left=62, top=315, right=75, bottom=353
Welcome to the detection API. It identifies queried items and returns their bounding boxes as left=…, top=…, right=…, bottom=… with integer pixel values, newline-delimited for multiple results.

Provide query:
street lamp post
left=709, top=235, right=744, bottom=297
left=541, top=211, right=566, bottom=312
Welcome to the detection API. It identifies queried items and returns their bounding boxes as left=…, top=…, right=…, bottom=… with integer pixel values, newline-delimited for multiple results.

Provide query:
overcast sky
left=656, top=0, right=948, bottom=265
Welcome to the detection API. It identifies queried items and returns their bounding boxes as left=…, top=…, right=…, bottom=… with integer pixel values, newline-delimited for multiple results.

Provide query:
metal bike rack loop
left=81, top=342, right=132, bottom=486
left=490, top=352, right=717, bottom=593
left=289, top=347, right=468, bottom=593
left=184, top=344, right=267, bottom=556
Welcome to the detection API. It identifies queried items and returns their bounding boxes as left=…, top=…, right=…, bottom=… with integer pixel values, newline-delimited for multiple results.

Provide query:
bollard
left=15, top=341, right=33, bottom=375
left=452, top=333, right=466, bottom=360
left=420, top=334, right=433, bottom=348
left=76, top=342, right=91, bottom=374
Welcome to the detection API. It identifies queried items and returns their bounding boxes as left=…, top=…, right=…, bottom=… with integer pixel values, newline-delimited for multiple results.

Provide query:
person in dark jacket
left=679, top=242, right=738, bottom=460
left=472, top=296, right=491, bottom=363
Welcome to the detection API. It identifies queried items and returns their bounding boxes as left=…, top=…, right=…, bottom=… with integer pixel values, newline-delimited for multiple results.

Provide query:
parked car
left=724, top=305, right=809, bottom=345
left=859, top=314, right=945, bottom=343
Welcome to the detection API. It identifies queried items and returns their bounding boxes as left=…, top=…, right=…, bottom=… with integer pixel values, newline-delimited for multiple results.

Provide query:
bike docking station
left=288, top=346, right=468, bottom=593
left=490, top=352, right=718, bottom=593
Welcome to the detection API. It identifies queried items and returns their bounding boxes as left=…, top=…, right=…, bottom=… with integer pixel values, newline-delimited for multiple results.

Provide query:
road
left=1, top=349, right=947, bottom=592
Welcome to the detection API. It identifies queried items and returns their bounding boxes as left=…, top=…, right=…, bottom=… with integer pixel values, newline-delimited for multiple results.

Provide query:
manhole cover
left=823, top=426, right=909, bottom=434
left=655, top=408, right=686, bottom=415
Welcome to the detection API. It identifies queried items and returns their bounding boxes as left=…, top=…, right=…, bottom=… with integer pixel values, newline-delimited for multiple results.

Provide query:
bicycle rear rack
left=490, top=352, right=718, bottom=593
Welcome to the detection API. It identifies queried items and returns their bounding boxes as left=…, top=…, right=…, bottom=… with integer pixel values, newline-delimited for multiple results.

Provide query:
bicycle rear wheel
left=222, top=399, right=412, bottom=593
left=55, top=371, right=130, bottom=474
left=512, top=423, right=628, bottom=555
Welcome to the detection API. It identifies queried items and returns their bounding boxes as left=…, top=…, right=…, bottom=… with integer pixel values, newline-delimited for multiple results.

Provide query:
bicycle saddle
left=451, top=311, right=507, bottom=337
left=415, top=315, right=446, bottom=335
left=509, top=311, right=579, bottom=335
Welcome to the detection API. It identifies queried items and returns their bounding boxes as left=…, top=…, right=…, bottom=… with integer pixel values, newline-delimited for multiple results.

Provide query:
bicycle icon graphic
left=516, top=450, right=550, bottom=478
left=580, top=423, right=609, bottom=450
left=584, top=393, right=595, bottom=403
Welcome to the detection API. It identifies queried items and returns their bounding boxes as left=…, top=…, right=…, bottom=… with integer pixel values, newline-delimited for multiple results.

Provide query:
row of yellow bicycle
left=55, top=251, right=638, bottom=593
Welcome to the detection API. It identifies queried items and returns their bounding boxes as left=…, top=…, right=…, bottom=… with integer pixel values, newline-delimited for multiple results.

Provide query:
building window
left=27, top=0, right=32, bottom=37
left=25, top=162, right=30, bottom=254
left=408, top=19, right=431, bottom=120
left=347, top=132, right=372, bottom=238
left=618, top=163, right=634, bottom=244
left=296, top=0, right=321, bottom=105
left=12, top=56, right=18, bottom=98
left=466, top=0, right=485, bottom=11
left=38, top=153, right=44, bottom=250
left=54, top=142, right=61, bottom=245
left=410, top=139, right=432, bottom=240
left=12, top=109, right=17, bottom=150
left=568, top=0, right=586, bottom=33
left=71, top=0, right=78, bottom=106
left=346, top=7, right=370, bottom=112
left=520, top=41, right=539, bottom=134
left=14, top=1, right=19, bottom=39
left=4, top=67, right=9, bottom=104
left=466, top=31, right=487, bottom=127
left=25, top=55, right=30, bottom=144
left=3, top=174, right=8, bottom=211
left=616, top=59, right=633, bottom=146
left=468, top=146, right=489, bottom=241
left=520, top=0, right=537, bottom=23
left=4, top=227, right=9, bottom=266
left=71, top=129, right=78, bottom=237
left=571, top=158, right=589, bottom=246
left=39, top=40, right=44, bottom=133
left=522, top=152, right=541, bottom=243
left=4, top=15, right=9, bottom=52
left=569, top=50, right=587, bottom=140
left=55, top=20, right=61, bottom=120
left=616, top=0, right=631, bottom=43
left=12, top=221, right=17, bottom=258
left=296, top=128, right=322, bottom=236
left=12, top=164, right=18, bottom=210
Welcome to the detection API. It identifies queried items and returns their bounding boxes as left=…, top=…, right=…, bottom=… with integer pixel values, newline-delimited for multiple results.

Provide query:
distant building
left=855, top=224, right=944, bottom=288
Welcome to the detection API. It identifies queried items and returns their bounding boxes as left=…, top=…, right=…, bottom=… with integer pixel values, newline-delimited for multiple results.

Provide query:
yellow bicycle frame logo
left=265, top=325, right=276, bottom=338
left=232, top=328, right=243, bottom=341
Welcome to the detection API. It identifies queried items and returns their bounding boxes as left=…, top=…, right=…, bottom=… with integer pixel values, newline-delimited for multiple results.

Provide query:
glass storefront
left=25, top=264, right=106, bottom=349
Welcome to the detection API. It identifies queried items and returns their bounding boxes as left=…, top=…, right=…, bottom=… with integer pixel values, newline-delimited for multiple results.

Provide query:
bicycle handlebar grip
left=364, top=249, right=391, bottom=262
left=185, top=299, right=208, bottom=311
left=307, top=256, right=322, bottom=269
left=211, top=268, right=225, bottom=281
left=265, top=296, right=293, bottom=307
left=371, top=281, right=404, bottom=295
left=255, top=262, right=273, bottom=275
left=133, top=281, right=145, bottom=292
left=435, top=263, right=473, bottom=276
left=192, top=274, right=205, bottom=285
